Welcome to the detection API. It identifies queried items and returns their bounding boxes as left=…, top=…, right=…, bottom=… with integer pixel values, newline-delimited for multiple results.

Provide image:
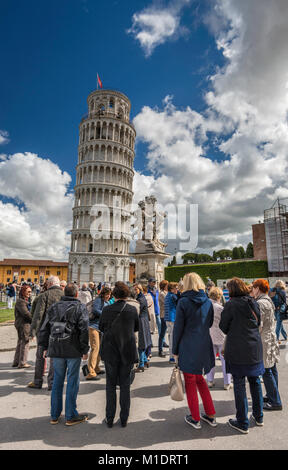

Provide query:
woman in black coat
left=133, top=284, right=152, bottom=372
left=219, top=277, right=264, bottom=434
left=99, top=282, right=139, bottom=428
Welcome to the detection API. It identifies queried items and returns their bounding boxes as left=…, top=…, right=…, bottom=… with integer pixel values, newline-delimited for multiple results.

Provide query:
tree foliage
left=238, top=246, right=245, bottom=258
left=182, top=243, right=254, bottom=264
left=168, top=255, right=177, bottom=267
left=182, top=253, right=213, bottom=264
left=246, top=242, right=254, bottom=258
left=232, top=247, right=241, bottom=259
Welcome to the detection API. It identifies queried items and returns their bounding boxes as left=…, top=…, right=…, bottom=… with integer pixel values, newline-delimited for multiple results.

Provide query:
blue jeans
left=138, top=349, right=148, bottom=368
left=275, top=311, right=287, bottom=340
left=155, top=315, right=161, bottom=335
left=158, top=318, right=167, bottom=352
left=233, top=375, right=263, bottom=430
left=145, top=345, right=152, bottom=358
left=262, top=364, right=282, bottom=406
left=51, top=357, right=81, bottom=421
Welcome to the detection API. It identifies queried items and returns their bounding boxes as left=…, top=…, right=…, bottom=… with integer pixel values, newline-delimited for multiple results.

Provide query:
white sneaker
left=208, top=381, right=215, bottom=388
left=224, top=383, right=232, bottom=390
left=251, top=414, right=264, bottom=427
left=185, top=415, right=201, bottom=429
left=200, top=414, right=217, bottom=427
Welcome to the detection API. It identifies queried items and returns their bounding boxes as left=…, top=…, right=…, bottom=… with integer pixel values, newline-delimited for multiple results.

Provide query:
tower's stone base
left=68, top=253, right=130, bottom=285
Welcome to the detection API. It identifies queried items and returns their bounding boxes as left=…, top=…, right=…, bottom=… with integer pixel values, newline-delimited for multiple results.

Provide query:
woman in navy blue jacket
left=173, top=273, right=216, bottom=430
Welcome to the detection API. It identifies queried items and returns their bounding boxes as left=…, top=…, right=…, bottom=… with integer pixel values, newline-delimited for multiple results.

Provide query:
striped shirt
left=223, top=289, right=230, bottom=302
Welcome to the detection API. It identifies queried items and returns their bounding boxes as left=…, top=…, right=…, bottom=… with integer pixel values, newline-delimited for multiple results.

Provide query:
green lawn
left=0, top=308, right=14, bottom=323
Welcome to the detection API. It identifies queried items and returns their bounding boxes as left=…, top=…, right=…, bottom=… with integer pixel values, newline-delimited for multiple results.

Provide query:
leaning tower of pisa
left=68, top=89, right=136, bottom=285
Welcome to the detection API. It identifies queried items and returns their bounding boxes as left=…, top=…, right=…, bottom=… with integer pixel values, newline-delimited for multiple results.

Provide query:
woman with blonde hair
left=173, top=272, right=216, bottom=429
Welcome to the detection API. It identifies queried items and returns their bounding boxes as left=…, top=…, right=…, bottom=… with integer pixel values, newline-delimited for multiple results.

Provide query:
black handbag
left=278, top=291, right=288, bottom=320
left=130, top=368, right=136, bottom=385
left=116, top=367, right=135, bottom=386
left=82, top=363, right=89, bottom=377
left=280, top=307, right=288, bottom=321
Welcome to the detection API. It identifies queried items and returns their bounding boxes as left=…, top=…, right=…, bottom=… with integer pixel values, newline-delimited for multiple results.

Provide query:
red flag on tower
left=97, top=73, right=103, bottom=89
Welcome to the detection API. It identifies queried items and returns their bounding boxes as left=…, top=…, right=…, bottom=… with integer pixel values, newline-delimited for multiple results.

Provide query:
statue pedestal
left=133, top=251, right=170, bottom=284
left=132, top=195, right=169, bottom=284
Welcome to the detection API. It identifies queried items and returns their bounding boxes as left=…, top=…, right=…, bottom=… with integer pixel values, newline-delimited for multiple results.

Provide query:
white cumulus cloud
left=132, top=0, right=288, bottom=255
left=128, top=0, right=191, bottom=57
left=0, top=152, right=73, bottom=261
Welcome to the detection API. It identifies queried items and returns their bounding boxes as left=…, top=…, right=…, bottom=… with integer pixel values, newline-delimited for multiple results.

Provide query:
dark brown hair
left=100, top=287, right=111, bottom=299
left=112, top=281, right=130, bottom=299
left=227, top=277, right=250, bottom=297
left=159, top=280, right=168, bottom=291
left=168, top=282, right=178, bottom=292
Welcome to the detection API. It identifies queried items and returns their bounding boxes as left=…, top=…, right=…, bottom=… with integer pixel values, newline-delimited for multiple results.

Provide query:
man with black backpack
left=38, top=283, right=90, bottom=426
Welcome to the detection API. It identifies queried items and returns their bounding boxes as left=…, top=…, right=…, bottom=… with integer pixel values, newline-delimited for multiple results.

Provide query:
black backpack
left=49, top=303, right=78, bottom=343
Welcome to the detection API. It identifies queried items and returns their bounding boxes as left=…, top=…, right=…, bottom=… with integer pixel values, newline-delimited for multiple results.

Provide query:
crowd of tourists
left=1, top=280, right=99, bottom=309
left=10, top=273, right=286, bottom=433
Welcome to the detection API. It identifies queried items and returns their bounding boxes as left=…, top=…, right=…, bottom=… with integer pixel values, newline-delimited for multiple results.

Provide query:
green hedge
left=165, top=260, right=268, bottom=283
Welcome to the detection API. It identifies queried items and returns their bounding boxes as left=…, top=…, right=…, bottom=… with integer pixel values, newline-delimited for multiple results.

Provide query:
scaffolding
left=264, top=198, right=288, bottom=275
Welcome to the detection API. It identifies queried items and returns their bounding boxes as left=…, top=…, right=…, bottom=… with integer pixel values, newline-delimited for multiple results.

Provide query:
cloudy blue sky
left=1, top=0, right=288, bottom=260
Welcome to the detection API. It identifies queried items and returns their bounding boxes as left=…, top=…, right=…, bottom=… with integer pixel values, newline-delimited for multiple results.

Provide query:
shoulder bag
left=168, top=361, right=184, bottom=401
left=277, top=291, right=288, bottom=320
left=247, top=300, right=260, bottom=325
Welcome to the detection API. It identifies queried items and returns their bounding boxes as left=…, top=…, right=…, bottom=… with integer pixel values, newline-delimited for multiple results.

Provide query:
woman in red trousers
left=173, top=273, right=217, bottom=429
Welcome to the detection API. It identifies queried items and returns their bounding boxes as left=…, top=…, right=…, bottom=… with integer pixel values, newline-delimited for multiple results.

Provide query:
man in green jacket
left=28, top=276, right=63, bottom=390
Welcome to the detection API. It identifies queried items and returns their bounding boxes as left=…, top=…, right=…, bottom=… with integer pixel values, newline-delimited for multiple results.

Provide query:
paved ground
left=0, top=322, right=37, bottom=352
left=0, top=324, right=287, bottom=450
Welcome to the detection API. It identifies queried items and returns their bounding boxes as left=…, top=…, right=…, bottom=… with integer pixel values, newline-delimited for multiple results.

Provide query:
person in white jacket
left=143, top=285, right=156, bottom=334
left=78, top=284, right=92, bottom=305
left=206, top=287, right=232, bottom=390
